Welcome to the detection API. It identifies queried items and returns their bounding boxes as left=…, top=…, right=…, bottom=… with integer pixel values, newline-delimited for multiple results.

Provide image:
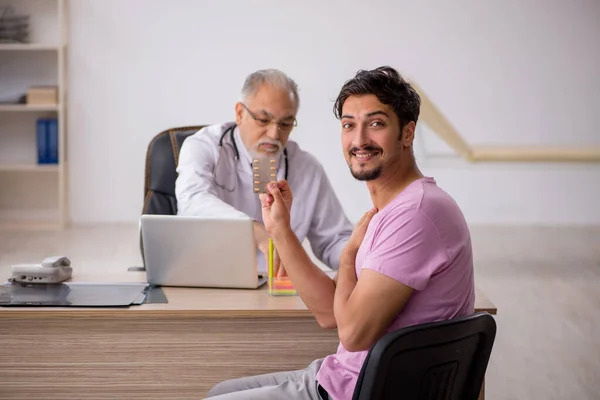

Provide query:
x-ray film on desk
left=0, top=282, right=152, bottom=307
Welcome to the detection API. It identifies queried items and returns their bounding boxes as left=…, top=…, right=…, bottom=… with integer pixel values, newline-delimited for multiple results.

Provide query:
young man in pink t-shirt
left=207, top=66, right=475, bottom=400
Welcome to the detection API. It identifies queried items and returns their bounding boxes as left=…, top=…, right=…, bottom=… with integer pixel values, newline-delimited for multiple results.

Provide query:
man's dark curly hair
left=334, top=66, right=421, bottom=129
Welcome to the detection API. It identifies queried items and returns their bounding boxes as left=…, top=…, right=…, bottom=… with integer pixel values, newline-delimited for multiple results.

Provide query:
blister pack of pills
left=252, top=156, right=277, bottom=194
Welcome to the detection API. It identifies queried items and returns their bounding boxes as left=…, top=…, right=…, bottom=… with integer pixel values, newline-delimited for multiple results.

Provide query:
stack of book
left=0, top=7, right=29, bottom=43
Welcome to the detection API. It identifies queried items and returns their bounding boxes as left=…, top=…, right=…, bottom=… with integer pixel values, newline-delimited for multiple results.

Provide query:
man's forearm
left=333, top=254, right=358, bottom=329
left=272, top=227, right=337, bottom=328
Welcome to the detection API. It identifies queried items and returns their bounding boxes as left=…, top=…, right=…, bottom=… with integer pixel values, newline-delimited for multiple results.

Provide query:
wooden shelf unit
left=0, top=104, right=61, bottom=112
left=0, top=164, right=60, bottom=172
left=0, top=0, right=68, bottom=230
left=0, top=43, right=61, bottom=51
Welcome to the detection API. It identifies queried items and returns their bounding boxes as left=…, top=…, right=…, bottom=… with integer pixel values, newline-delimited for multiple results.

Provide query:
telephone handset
left=9, top=256, right=73, bottom=283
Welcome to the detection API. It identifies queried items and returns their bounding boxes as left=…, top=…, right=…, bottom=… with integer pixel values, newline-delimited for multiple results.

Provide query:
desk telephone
left=9, top=256, right=72, bottom=283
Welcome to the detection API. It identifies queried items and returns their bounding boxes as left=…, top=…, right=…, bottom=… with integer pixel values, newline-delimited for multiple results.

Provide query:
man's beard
left=349, top=164, right=382, bottom=181
left=347, top=145, right=384, bottom=181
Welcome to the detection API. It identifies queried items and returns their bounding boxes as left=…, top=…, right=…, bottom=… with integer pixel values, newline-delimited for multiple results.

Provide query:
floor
left=0, top=224, right=598, bottom=400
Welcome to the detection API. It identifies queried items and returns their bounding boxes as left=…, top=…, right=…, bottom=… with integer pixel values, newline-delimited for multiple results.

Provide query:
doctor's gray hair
left=240, top=69, right=300, bottom=110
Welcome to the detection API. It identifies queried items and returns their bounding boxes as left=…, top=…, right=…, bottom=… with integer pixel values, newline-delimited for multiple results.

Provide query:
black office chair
left=135, top=125, right=206, bottom=269
left=142, top=125, right=206, bottom=216
left=352, top=312, right=497, bottom=400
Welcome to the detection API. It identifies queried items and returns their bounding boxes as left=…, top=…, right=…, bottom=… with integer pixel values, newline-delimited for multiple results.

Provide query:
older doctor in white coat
left=175, top=69, right=353, bottom=274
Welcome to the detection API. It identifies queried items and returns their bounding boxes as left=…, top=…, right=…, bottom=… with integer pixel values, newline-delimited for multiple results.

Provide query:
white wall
left=67, top=0, right=600, bottom=225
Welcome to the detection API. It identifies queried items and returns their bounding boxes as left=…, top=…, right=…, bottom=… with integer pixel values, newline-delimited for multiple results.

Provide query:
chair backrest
left=142, top=125, right=205, bottom=216
left=352, top=312, right=496, bottom=400
left=137, top=125, right=205, bottom=268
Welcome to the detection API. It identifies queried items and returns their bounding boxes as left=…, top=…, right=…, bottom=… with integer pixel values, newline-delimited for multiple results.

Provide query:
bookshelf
left=0, top=104, right=61, bottom=112
left=0, top=0, right=67, bottom=230
left=0, top=43, right=60, bottom=51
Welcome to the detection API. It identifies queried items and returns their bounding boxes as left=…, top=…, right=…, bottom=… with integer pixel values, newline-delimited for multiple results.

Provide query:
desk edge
left=0, top=306, right=497, bottom=319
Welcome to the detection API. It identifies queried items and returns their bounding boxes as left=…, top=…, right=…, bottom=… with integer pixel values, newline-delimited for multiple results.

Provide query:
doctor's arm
left=306, top=166, right=354, bottom=270
left=175, top=135, right=271, bottom=253
left=175, top=134, right=249, bottom=219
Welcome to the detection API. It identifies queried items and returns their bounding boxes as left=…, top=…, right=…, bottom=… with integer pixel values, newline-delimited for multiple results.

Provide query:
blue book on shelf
left=36, top=118, right=49, bottom=164
left=47, top=118, right=59, bottom=164
left=36, top=118, right=59, bottom=165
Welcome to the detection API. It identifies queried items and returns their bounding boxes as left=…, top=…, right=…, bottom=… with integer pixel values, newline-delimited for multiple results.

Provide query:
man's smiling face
left=340, top=94, right=405, bottom=181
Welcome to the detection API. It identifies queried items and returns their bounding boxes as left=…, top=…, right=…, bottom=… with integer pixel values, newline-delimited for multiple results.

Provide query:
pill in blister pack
left=252, top=157, right=277, bottom=194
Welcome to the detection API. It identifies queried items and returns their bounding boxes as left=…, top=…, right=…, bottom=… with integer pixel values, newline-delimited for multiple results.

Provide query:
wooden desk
left=0, top=271, right=496, bottom=399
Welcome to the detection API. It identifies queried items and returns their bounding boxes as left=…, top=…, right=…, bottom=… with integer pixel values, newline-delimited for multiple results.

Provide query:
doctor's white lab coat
left=175, top=122, right=353, bottom=272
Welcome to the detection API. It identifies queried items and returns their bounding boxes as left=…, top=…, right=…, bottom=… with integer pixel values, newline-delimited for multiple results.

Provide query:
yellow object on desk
left=268, top=237, right=297, bottom=296
left=268, top=238, right=273, bottom=291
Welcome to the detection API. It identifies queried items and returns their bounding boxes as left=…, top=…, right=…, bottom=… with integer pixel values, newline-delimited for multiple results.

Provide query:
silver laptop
left=140, top=214, right=267, bottom=289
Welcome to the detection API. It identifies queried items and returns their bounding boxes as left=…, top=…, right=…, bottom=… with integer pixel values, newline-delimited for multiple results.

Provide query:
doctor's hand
left=259, top=180, right=293, bottom=237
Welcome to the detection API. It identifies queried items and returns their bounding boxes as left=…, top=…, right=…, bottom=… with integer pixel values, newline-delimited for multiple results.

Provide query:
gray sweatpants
left=205, top=358, right=328, bottom=400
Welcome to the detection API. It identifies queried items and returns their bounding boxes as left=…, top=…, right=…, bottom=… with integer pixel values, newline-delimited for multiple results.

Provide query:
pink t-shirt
left=316, top=177, right=475, bottom=400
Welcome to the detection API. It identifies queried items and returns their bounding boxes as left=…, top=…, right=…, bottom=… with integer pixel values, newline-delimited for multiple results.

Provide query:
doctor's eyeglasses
left=241, top=103, right=297, bottom=133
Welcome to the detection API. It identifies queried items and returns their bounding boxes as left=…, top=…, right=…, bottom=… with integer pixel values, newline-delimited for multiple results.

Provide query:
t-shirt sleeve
left=361, top=208, right=449, bottom=291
